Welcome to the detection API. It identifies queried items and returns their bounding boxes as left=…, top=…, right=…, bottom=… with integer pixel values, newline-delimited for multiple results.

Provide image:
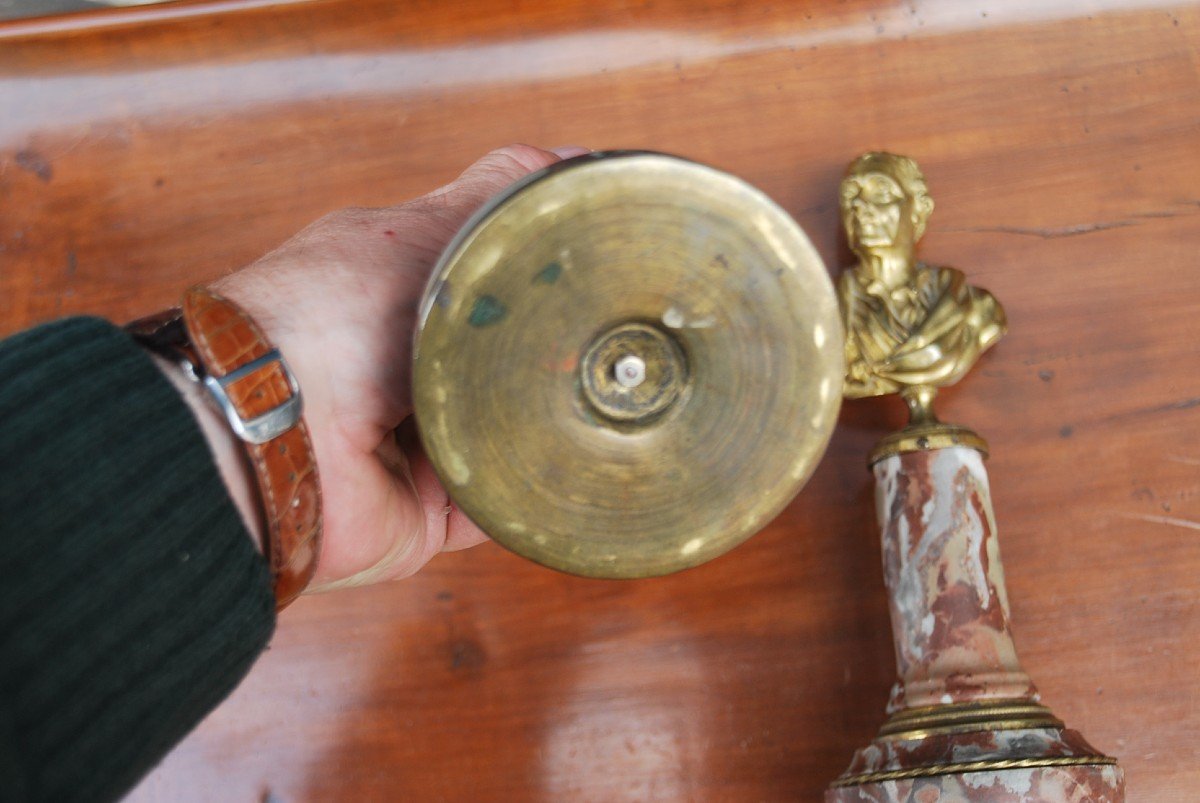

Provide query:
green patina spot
left=533, top=262, right=563, bottom=285
left=468, top=294, right=507, bottom=327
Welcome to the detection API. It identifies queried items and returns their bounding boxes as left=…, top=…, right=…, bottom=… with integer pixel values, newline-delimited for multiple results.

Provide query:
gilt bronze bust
left=838, top=152, right=1006, bottom=448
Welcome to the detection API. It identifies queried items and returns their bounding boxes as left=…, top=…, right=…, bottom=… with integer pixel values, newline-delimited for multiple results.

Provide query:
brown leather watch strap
left=178, top=287, right=322, bottom=610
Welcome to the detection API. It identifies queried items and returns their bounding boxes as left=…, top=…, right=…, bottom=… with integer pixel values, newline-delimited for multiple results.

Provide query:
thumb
left=426, top=144, right=590, bottom=221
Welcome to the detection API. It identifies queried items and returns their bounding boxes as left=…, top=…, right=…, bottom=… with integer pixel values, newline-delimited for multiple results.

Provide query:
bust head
left=839, top=152, right=934, bottom=259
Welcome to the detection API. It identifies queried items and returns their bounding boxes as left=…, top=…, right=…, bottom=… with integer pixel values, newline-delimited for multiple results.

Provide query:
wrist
left=126, top=289, right=323, bottom=610
left=148, top=353, right=265, bottom=553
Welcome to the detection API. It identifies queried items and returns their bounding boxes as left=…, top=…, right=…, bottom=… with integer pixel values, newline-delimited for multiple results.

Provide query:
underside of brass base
left=413, top=151, right=844, bottom=578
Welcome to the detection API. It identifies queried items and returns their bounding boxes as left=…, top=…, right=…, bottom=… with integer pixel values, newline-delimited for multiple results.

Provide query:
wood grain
left=2, top=0, right=1197, bottom=799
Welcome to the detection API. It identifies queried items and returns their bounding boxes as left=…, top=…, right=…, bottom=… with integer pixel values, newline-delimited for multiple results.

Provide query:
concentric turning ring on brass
left=412, top=151, right=843, bottom=578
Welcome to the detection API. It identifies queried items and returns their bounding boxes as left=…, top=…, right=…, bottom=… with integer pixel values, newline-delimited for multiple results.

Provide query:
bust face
left=840, top=170, right=912, bottom=251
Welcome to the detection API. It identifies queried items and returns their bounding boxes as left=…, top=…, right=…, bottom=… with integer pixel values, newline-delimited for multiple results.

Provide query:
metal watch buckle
left=202, top=349, right=303, bottom=445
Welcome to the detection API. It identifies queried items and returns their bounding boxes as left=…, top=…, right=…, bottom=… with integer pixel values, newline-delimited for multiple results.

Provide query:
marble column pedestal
left=826, top=446, right=1123, bottom=802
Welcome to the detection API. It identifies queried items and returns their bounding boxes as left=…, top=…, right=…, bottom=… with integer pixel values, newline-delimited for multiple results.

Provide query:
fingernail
left=550, top=145, right=592, bottom=159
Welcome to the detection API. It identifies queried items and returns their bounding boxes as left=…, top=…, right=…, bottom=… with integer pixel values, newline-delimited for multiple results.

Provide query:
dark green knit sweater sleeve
left=0, top=317, right=276, bottom=803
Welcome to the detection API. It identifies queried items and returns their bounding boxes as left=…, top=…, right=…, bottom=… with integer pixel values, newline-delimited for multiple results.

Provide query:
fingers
left=456, top=143, right=568, bottom=189
left=550, top=145, right=591, bottom=159
left=310, top=421, right=488, bottom=590
left=297, top=145, right=594, bottom=590
left=393, top=417, right=488, bottom=557
left=359, top=143, right=588, bottom=291
left=406, top=439, right=490, bottom=554
left=306, top=435, right=429, bottom=591
left=422, top=144, right=580, bottom=223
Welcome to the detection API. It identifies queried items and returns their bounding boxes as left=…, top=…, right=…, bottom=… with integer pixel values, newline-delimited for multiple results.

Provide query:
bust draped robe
left=840, top=264, right=1006, bottom=399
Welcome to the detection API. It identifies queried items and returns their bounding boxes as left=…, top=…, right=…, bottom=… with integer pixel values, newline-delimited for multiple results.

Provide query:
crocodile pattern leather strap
left=128, top=288, right=322, bottom=610
left=178, top=287, right=322, bottom=610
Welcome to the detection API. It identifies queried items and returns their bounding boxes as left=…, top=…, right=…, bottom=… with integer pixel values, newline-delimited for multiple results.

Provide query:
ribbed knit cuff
left=0, top=317, right=275, bottom=803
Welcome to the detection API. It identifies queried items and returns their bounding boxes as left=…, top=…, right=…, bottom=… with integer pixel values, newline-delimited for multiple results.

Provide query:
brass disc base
left=412, top=152, right=844, bottom=578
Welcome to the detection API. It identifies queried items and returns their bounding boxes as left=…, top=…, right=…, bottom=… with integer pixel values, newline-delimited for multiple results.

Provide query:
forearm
left=0, top=318, right=275, bottom=803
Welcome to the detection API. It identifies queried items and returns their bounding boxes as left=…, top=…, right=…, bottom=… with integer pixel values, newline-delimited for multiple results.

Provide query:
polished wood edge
left=0, top=0, right=322, bottom=40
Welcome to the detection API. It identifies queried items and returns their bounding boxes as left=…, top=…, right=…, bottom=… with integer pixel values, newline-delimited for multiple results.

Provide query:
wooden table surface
left=2, top=0, right=1198, bottom=800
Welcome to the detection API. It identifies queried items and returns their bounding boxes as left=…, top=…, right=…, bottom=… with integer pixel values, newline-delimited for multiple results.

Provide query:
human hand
left=207, top=144, right=590, bottom=591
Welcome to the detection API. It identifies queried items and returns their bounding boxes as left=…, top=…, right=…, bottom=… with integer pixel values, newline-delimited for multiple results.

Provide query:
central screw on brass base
left=581, top=322, right=687, bottom=424
left=613, top=354, right=647, bottom=388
